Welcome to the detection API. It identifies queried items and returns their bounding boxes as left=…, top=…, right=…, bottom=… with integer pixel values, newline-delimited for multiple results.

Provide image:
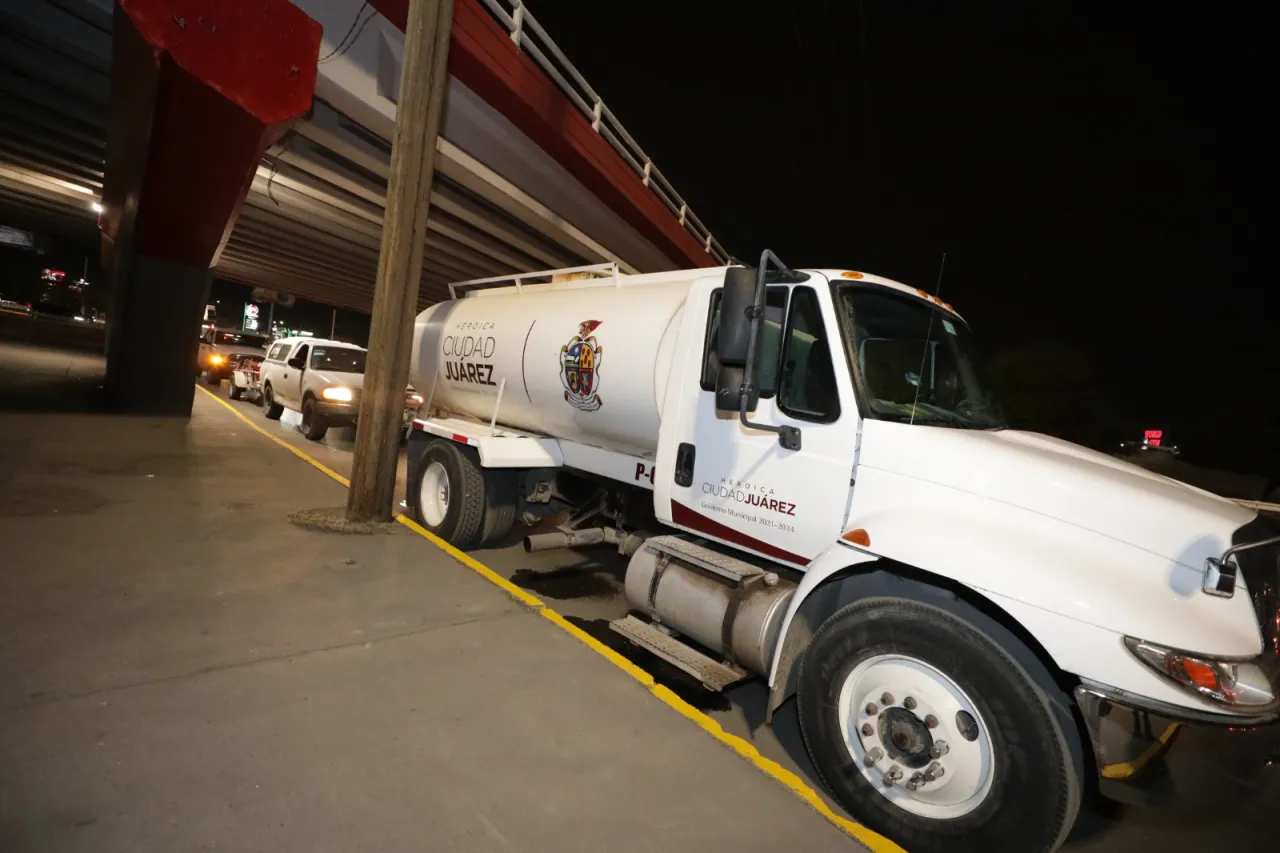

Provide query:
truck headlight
left=209, top=354, right=225, bottom=366
left=1125, top=638, right=1276, bottom=710
left=322, top=386, right=353, bottom=402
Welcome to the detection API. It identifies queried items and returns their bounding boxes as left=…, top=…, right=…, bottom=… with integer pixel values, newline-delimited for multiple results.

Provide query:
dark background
left=10, top=3, right=1270, bottom=479
left=524, top=1, right=1274, bottom=476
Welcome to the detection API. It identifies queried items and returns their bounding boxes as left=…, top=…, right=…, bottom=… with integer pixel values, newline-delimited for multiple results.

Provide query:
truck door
left=279, top=343, right=308, bottom=404
left=661, top=273, right=860, bottom=566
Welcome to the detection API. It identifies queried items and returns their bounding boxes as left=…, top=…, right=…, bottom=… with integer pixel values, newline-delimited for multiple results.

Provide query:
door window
left=291, top=344, right=309, bottom=365
left=777, top=287, right=840, bottom=423
left=700, top=286, right=789, bottom=397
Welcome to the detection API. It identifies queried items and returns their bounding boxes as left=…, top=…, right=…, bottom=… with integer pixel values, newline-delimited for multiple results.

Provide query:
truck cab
left=405, top=258, right=1280, bottom=853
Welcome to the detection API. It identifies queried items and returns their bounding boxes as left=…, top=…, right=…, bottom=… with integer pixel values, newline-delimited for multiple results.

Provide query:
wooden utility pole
left=347, top=0, right=455, bottom=522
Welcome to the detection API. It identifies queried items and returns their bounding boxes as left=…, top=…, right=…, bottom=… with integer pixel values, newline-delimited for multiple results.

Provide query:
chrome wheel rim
left=418, top=461, right=450, bottom=528
left=837, top=653, right=994, bottom=819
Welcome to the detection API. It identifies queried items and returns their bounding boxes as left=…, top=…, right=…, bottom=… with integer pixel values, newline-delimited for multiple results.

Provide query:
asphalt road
left=206, top=373, right=1280, bottom=853
left=0, top=338, right=1272, bottom=851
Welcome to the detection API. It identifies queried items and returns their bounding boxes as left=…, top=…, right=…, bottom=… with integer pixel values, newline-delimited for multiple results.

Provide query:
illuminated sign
left=242, top=302, right=260, bottom=331
left=1143, top=429, right=1163, bottom=448
left=41, top=269, right=66, bottom=282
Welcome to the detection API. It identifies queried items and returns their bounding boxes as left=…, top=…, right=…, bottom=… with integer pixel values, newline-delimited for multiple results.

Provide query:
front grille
left=1234, top=516, right=1280, bottom=674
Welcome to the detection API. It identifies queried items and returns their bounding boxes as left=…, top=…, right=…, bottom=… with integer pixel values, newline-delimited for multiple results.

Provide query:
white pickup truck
left=258, top=337, right=422, bottom=440
left=403, top=258, right=1280, bottom=853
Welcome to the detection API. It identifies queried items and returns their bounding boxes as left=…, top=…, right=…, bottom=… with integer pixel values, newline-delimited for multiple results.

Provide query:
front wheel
left=300, top=397, right=328, bottom=441
left=797, top=591, right=1082, bottom=853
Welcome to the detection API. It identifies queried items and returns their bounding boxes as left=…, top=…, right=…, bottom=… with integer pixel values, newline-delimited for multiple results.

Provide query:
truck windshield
left=834, top=287, right=1007, bottom=429
left=216, top=332, right=269, bottom=349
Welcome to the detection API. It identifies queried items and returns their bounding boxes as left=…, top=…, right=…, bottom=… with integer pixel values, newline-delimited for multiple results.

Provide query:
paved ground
left=0, top=344, right=862, bottom=853
left=3, top=340, right=1278, bottom=852
left=205, top=369, right=1280, bottom=853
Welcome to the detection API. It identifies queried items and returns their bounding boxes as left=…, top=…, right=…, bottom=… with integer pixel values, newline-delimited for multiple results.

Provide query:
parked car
left=198, top=327, right=270, bottom=384
left=259, top=337, right=421, bottom=441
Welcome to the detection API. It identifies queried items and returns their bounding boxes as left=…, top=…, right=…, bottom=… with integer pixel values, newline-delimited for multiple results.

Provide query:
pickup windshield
left=310, top=346, right=367, bottom=373
left=834, top=286, right=1007, bottom=429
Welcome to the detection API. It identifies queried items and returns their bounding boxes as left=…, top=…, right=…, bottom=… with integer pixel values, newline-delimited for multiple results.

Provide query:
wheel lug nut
left=924, top=761, right=945, bottom=781
left=924, top=714, right=939, bottom=728
left=865, top=702, right=879, bottom=716
left=863, top=747, right=883, bottom=767
left=861, top=723, right=875, bottom=737
left=880, top=692, right=894, bottom=706
left=903, top=696, right=917, bottom=711
left=883, top=765, right=903, bottom=786
left=931, top=740, right=950, bottom=759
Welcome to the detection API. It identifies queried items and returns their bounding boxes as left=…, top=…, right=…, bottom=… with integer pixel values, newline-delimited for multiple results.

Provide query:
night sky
left=523, top=1, right=1273, bottom=471
left=211, top=3, right=1271, bottom=473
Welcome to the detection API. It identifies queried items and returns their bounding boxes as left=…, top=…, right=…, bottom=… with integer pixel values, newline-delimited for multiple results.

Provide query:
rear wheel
left=300, top=396, right=328, bottom=441
left=263, top=384, right=283, bottom=420
left=797, top=590, right=1082, bottom=853
left=228, top=378, right=243, bottom=400
left=477, top=468, right=518, bottom=549
left=412, top=440, right=485, bottom=550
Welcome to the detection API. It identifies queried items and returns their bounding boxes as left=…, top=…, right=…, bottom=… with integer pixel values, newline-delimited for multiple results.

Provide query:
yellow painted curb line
left=196, top=383, right=905, bottom=853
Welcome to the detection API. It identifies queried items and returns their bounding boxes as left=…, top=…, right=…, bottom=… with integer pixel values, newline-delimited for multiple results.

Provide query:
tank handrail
left=449, top=262, right=621, bottom=298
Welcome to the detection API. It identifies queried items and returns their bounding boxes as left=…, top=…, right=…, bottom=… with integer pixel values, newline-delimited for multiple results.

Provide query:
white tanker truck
left=407, top=254, right=1280, bottom=852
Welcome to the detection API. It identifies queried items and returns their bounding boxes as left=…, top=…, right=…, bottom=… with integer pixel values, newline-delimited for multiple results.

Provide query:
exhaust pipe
left=524, top=528, right=614, bottom=552
left=524, top=528, right=649, bottom=555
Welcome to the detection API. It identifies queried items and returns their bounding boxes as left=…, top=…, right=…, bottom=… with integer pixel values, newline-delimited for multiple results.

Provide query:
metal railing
left=477, top=0, right=729, bottom=265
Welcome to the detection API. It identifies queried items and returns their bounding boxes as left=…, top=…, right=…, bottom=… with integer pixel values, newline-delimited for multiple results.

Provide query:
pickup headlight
left=1125, top=638, right=1276, bottom=710
left=322, top=386, right=354, bottom=402
left=209, top=354, right=225, bottom=366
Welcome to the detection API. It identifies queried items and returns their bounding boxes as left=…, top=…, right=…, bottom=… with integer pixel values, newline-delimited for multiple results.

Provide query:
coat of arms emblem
left=560, top=320, right=603, bottom=411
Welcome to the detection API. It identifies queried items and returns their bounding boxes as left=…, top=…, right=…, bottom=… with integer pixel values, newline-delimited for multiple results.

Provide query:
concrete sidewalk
left=0, top=390, right=863, bottom=852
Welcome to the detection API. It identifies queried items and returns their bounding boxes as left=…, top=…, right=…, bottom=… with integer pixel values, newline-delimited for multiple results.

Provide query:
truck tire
left=477, top=468, right=518, bottom=549
left=263, top=384, right=283, bottom=420
left=797, top=592, right=1083, bottom=853
left=228, top=379, right=243, bottom=401
left=412, top=439, right=486, bottom=550
left=300, top=396, right=328, bottom=441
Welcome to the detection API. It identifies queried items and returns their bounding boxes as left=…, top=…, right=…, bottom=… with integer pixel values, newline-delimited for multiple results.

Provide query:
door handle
left=674, top=442, right=696, bottom=487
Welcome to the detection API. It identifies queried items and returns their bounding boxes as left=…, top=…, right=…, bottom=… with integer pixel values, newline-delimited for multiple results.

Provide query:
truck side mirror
left=715, top=365, right=758, bottom=413
left=717, top=266, right=756, bottom=366
left=715, top=267, right=758, bottom=414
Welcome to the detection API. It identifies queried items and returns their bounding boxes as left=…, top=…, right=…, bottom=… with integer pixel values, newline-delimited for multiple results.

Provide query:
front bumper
left=312, top=402, right=419, bottom=428
left=315, top=401, right=359, bottom=424
left=1076, top=682, right=1280, bottom=809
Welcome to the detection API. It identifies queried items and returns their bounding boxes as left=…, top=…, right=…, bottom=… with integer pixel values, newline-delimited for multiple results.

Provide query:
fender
left=767, top=466, right=1265, bottom=717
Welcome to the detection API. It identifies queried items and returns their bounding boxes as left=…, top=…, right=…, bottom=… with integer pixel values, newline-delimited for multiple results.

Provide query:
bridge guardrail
left=478, top=0, right=730, bottom=265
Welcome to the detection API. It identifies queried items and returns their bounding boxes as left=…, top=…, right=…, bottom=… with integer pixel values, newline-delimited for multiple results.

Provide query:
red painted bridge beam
left=100, top=0, right=321, bottom=415
left=369, top=0, right=714, bottom=270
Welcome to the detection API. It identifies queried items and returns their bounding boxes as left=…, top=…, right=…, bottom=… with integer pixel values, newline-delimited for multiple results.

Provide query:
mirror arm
left=738, top=249, right=802, bottom=451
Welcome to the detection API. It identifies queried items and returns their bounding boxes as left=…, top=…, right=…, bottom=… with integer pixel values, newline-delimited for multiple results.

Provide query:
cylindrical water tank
left=410, top=280, right=691, bottom=455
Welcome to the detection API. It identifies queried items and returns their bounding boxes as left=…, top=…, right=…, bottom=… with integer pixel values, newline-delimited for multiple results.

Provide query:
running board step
left=609, top=615, right=748, bottom=691
left=644, top=535, right=770, bottom=585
